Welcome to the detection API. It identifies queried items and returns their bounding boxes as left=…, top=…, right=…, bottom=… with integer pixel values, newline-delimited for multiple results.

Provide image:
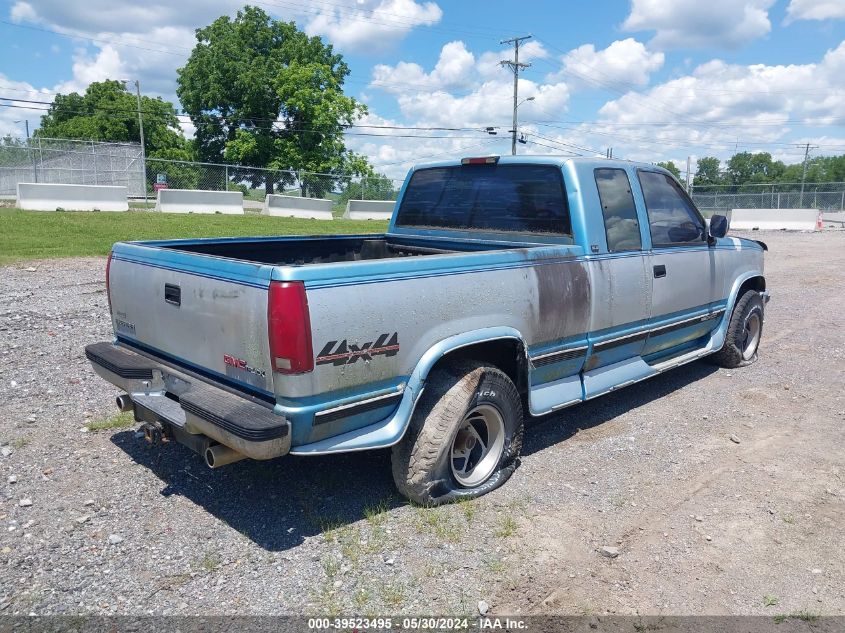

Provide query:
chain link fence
left=691, top=182, right=845, bottom=212
left=0, top=137, right=144, bottom=196
left=8, top=136, right=839, bottom=213
left=0, top=136, right=403, bottom=212
left=144, top=158, right=403, bottom=212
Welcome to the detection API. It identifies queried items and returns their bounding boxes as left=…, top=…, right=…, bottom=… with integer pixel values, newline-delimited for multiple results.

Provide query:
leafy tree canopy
left=693, top=156, right=722, bottom=187
left=656, top=160, right=682, bottom=181
left=176, top=6, right=368, bottom=195
left=339, top=172, right=398, bottom=206
left=36, top=80, right=186, bottom=155
left=725, top=151, right=786, bottom=185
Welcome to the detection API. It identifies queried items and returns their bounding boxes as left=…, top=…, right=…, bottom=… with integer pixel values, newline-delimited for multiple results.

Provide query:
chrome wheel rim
left=450, top=404, right=506, bottom=488
left=741, top=311, right=761, bottom=360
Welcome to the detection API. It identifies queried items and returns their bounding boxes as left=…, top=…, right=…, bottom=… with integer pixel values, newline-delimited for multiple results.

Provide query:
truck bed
left=155, top=235, right=506, bottom=266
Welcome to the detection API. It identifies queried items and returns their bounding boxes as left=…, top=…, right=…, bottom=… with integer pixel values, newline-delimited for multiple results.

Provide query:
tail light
left=268, top=281, right=314, bottom=374
left=105, top=251, right=113, bottom=312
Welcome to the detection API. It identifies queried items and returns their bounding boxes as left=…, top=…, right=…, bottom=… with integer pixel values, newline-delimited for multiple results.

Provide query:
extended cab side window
left=594, top=168, right=641, bottom=252
left=637, top=170, right=706, bottom=247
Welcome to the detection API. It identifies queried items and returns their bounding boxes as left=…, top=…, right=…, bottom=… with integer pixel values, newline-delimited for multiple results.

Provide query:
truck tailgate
left=108, top=243, right=275, bottom=395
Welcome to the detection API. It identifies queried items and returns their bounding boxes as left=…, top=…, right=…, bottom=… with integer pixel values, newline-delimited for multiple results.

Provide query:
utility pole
left=799, top=142, right=816, bottom=208
left=133, top=80, right=147, bottom=206
left=686, top=156, right=692, bottom=192
left=500, top=35, right=532, bottom=156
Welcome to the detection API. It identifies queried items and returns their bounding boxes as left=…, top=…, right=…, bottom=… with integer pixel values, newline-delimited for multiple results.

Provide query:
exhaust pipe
left=205, top=444, right=246, bottom=469
left=116, top=394, right=133, bottom=412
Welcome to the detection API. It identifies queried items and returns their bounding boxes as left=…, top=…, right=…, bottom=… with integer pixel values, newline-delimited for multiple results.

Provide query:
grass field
left=0, top=209, right=388, bottom=265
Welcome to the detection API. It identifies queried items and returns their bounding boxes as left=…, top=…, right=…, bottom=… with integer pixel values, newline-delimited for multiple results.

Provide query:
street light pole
left=15, top=119, right=36, bottom=182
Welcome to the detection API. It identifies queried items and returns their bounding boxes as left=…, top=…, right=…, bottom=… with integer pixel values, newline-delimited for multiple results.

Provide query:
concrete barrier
left=262, top=195, right=333, bottom=220
left=822, top=211, right=845, bottom=228
left=16, top=183, right=128, bottom=211
left=343, top=199, right=395, bottom=220
left=155, top=189, right=243, bottom=214
left=729, top=208, right=819, bottom=231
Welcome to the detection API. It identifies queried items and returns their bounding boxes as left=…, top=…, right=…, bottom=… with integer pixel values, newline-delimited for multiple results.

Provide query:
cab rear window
left=394, top=164, right=571, bottom=236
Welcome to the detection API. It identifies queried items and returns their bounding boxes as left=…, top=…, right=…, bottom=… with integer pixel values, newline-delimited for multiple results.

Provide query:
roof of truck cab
left=411, top=155, right=668, bottom=174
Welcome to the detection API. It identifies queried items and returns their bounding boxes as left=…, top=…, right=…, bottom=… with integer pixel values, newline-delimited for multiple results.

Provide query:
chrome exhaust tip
left=205, top=444, right=246, bottom=469
left=116, top=394, right=133, bottom=412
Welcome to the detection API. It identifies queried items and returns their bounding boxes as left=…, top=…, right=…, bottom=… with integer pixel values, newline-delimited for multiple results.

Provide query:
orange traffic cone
left=816, top=211, right=823, bottom=231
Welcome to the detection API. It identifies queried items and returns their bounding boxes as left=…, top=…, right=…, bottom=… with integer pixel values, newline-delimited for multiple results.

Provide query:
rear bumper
left=85, top=342, right=290, bottom=460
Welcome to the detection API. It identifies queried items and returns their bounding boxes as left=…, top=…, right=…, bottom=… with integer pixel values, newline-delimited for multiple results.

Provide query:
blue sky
left=1, top=0, right=844, bottom=179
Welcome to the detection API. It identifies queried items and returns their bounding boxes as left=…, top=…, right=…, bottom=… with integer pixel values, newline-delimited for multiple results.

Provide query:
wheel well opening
left=430, top=339, right=528, bottom=396
left=739, top=276, right=766, bottom=295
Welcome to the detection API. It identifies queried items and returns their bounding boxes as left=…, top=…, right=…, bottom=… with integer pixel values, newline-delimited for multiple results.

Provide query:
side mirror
left=709, top=214, right=729, bottom=239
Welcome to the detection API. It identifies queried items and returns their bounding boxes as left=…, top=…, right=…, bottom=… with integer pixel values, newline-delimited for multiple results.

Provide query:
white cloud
left=553, top=38, right=664, bottom=88
left=372, top=40, right=475, bottom=92
left=0, top=74, right=54, bottom=138
left=8, top=0, right=446, bottom=53
left=304, top=0, right=442, bottom=53
left=785, top=0, right=845, bottom=22
left=54, top=45, right=127, bottom=94
left=7, top=0, right=244, bottom=34
left=623, top=0, right=775, bottom=49
left=345, top=111, right=506, bottom=179
left=357, top=40, right=571, bottom=176
left=9, top=1, right=37, bottom=22
left=392, top=79, right=568, bottom=129
left=585, top=40, right=845, bottom=163
left=370, top=40, right=568, bottom=129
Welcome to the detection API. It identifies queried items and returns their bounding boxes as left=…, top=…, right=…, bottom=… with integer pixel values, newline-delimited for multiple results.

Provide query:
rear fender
left=289, top=327, right=528, bottom=455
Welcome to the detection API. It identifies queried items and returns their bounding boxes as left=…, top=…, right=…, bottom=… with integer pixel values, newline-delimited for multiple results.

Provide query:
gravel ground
left=0, top=231, right=843, bottom=617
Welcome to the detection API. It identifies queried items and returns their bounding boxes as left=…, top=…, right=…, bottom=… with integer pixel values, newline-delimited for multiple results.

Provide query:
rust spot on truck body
left=532, top=257, right=591, bottom=344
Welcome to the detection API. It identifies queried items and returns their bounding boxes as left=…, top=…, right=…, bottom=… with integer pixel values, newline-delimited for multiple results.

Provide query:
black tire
left=712, top=289, right=765, bottom=368
left=391, top=361, right=524, bottom=506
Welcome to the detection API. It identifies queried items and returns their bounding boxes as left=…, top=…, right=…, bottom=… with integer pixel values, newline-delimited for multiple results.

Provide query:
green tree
left=146, top=146, right=203, bottom=190
left=0, top=135, right=29, bottom=165
left=176, top=6, right=368, bottom=196
left=36, top=80, right=185, bottom=154
left=338, top=172, right=398, bottom=206
left=782, top=155, right=845, bottom=184
left=693, top=156, right=722, bottom=187
left=725, top=152, right=786, bottom=186
left=656, top=161, right=682, bottom=181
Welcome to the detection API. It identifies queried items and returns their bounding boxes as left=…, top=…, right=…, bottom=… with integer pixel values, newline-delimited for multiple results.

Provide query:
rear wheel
left=713, top=289, right=765, bottom=368
left=391, top=361, right=523, bottom=506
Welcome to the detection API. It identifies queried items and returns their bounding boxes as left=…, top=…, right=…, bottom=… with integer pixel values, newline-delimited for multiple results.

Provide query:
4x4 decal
left=316, top=333, right=399, bottom=366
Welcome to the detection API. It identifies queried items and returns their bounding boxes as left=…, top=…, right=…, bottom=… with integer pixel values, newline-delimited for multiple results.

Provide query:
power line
left=524, top=138, right=582, bottom=156
left=7, top=94, right=845, bottom=155
left=0, top=20, right=190, bottom=56
left=376, top=139, right=503, bottom=167
left=0, top=101, right=500, bottom=140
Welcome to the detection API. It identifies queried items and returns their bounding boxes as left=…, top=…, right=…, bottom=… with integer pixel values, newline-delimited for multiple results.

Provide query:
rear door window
left=594, top=168, right=642, bottom=252
left=395, top=164, right=571, bottom=237
left=637, top=170, right=706, bottom=247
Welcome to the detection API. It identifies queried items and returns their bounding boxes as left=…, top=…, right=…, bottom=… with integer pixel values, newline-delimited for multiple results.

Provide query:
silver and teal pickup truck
left=86, top=156, right=769, bottom=504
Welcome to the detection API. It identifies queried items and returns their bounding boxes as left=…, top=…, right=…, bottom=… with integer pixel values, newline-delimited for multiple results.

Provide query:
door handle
left=164, top=283, right=181, bottom=306
left=653, top=264, right=666, bottom=278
